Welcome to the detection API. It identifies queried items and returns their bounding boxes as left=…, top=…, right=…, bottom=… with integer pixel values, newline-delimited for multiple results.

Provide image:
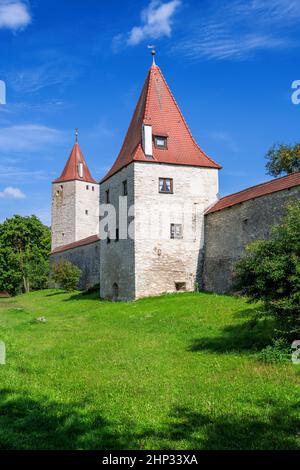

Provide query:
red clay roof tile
left=101, top=64, right=221, bottom=182
left=54, top=143, right=97, bottom=184
left=51, top=234, right=100, bottom=254
left=206, top=172, right=300, bottom=214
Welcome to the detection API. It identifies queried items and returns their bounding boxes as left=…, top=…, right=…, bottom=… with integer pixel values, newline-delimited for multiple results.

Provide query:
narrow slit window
left=105, top=189, right=110, bottom=203
left=123, top=180, right=128, bottom=196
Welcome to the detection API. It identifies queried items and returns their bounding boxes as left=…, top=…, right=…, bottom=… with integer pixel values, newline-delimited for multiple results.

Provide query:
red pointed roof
left=53, top=143, right=97, bottom=184
left=101, top=64, right=221, bottom=182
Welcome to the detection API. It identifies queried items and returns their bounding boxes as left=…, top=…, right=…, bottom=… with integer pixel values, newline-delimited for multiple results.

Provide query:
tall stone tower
left=51, top=137, right=99, bottom=251
left=100, top=58, right=221, bottom=300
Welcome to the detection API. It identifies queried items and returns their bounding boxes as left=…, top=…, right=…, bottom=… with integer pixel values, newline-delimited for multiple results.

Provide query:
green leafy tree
left=266, top=143, right=300, bottom=177
left=51, top=260, right=81, bottom=292
left=0, top=215, right=51, bottom=295
left=235, top=202, right=300, bottom=341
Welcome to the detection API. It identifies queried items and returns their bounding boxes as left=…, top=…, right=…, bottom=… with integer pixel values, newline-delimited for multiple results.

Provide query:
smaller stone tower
left=51, top=134, right=99, bottom=251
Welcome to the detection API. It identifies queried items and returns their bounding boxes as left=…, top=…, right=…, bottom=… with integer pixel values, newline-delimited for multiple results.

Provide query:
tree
left=0, top=215, right=51, bottom=295
left=266, top=143, right=300, bottom=177
left=51, top=260, right=81, bottom=292
left=235, top=202, right=300, bottom=341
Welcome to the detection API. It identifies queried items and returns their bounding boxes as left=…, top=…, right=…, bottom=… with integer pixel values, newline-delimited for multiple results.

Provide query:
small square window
left=105, top=189, right=110, bottom=203
left=123, top=180, right=128, bottom=196
left=170, top=223, right=183, bottom=239
left=154, top=136, right=167, bottom=149
left=159, top=178, right=173, bottom=193
left=175, top=282, right=186, bottom=292
left=60, top=185, right=63, bottom=189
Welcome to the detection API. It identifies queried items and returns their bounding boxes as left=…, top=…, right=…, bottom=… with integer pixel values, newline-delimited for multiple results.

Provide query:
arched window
left=113, top=283, right=119, bottom=299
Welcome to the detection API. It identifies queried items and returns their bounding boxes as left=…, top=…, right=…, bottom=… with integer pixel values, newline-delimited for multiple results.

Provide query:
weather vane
left=148, top=45, right=156, bottom=65
left=75, top=128, right=78, bottom=143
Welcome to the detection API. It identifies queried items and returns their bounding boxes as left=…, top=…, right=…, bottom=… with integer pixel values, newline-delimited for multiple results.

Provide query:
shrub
left=51, top=260, right=81, bottom=292
left=259, top=339, right=291, bottom=364
left=235, top=202, right=300, bottom=342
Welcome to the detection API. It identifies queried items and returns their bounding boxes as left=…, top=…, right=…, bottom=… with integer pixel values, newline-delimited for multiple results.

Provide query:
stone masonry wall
left=51, top=181, right=76, bottom=250
left=134, top=162, right=219, bottom=298
left=75, top=180, right=99, bottom=242
left=50, top=240, right=100, bottom=290
left=202, top=186, right=300, bottom=293
left=51, top=180, right=99, bottom=251
left=99, top=165, right=135, bottom=300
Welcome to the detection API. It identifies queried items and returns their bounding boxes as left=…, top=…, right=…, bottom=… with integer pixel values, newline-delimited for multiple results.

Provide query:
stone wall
left=50, top=240, right=100, bottom=290
left=99, top=165, right=135, bottom=300
left=134, top=162, right=219, bottom=298
left=51, top=180, right=99, bottom=251
left=75, top=180, right=99, bottom=242
left=202, top=186, right=300, bottom=293
left=100, top=162, right=218, bottom=300
left=51, top=181, right=76, bottom=250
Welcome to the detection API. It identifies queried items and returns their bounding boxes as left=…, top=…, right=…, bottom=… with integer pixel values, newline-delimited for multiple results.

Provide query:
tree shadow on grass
left=45, top=291, right=67, bottom=297
left=64, top=291, right=101, bottom=302
left=188, top=316, right=275, bottom=353
left=0, top=390, right=298, bottom=450
left=156, top=401, right=300, bottom=450
left=0, top=389, right=137, bottom=450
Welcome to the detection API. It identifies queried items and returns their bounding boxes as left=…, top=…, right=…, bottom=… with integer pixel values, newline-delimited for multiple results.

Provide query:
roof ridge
left=51, top=234, right=100, bottom=254
left=205, top=171, right=300, bottom=214
left=219, top=171, right=300, bottom=202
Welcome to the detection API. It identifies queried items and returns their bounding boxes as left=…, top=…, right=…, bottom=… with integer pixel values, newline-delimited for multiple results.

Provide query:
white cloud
left=0, top=124, right=65, bottom=152
left=0, top=0, right=31, bottom=31
left=114, top=0, right=181, bottom=48
left=0, top=165, right=49, bottom=182
left=10, top=60, right=80, bottom=94
left=174, top=0, right=300, bottom=61
left=0, top=186, right=25, bottom=199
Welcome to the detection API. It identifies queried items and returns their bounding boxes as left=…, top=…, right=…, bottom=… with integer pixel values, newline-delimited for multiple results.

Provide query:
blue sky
left=0, top=0, right=300, bottom=225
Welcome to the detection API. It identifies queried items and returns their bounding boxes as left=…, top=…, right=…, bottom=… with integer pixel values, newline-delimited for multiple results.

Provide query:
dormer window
left=154, top=136, right=167, bottom=149
left=78, top=163, right=83, bottom=178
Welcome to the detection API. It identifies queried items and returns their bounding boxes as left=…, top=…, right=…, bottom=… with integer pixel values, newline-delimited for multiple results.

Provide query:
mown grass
left=0, top=290, right=299, bottom=450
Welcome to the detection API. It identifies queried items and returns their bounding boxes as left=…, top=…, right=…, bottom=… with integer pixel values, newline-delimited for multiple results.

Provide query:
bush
left=259, top=339, right=291, bottom=364
left=51, top=260, right=81, bottom=292
left=235, top=202, right=300, bottom=342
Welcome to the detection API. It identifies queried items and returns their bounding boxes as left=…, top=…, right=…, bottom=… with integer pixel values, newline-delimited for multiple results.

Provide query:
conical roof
left=102, top=64, right=221, bottom=182
left=54, top=143, right=97, bottom=184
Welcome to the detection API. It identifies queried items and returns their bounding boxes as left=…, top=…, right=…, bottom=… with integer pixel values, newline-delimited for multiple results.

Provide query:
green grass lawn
left=0, top=289, right=299, bottom=450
